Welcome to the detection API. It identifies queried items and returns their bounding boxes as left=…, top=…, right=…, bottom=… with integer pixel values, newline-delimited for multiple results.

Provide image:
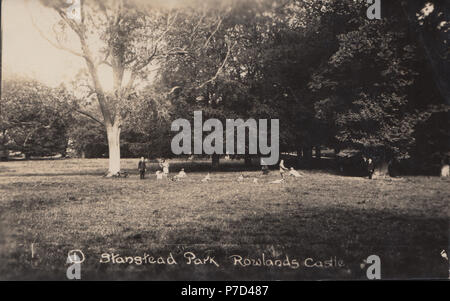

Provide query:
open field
left=0, top=159, right=448, bottom=280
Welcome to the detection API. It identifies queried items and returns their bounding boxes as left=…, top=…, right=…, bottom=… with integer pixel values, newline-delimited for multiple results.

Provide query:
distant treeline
left=1, top=0, right=448, bottom=176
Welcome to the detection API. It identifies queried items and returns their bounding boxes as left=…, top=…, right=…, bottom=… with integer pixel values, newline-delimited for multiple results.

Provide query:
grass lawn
left=0, top=158, right=448, bottom=280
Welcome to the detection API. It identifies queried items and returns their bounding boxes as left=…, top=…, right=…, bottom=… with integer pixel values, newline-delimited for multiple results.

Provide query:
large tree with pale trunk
left=33, top=0, right=231, bottom=176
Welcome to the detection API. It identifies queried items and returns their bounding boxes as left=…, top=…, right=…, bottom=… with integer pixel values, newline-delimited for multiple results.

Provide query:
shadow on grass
left=153, top=206, right=448, bottom=280
left=3, top=205, right=447, bottom=280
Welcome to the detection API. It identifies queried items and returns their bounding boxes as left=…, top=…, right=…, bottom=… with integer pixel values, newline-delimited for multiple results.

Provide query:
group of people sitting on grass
left=137, top=157, right=304, bottom=183
left=138, top=157, right=172, bottom=180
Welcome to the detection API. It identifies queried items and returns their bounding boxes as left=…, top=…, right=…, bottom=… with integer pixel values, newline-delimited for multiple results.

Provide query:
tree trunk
left=296, top=147, right=302, bottom=162
left=374, top=159, right=390, bottom=178
left=334, top=146, right=340, bottom=156
left=315, top=146, right=321, bottom=159
left=303, top=146, right=313, bottom=169
left=106, top=123, right=121, bottom=176
left=304, top=146, right=312, bottom=160
left=212, top=154, right=220, bottom=170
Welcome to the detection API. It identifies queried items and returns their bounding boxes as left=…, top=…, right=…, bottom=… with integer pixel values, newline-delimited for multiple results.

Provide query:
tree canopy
left=2, top=0, right=448, bottom=175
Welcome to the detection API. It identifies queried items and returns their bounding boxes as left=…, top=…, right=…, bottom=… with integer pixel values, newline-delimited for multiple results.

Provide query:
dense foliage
left=2, top=0, right=448, bottom=174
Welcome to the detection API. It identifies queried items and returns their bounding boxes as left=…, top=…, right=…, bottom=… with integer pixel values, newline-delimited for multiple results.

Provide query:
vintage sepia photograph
left=0, top=0, right=448, bottom=283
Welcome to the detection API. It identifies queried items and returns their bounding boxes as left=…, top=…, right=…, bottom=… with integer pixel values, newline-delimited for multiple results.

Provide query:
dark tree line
left=1, top=0, right=448, bottom=175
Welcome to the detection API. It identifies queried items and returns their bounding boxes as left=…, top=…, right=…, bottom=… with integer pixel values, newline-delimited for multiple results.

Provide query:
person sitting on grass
left=289, top=167, right=303, bottom=178
left=138, top=157, right=146, bottom=180
left=177, top=168, right=187, bottom=178
left=173, top=168, right=187, bottom=181
left=201, top=173, right=211, bottom=182
left=270, top=178, right=284, bottom=184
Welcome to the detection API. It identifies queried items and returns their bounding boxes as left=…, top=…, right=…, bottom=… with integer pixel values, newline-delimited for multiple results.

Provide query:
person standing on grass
left=261, top=164, right=269, bottom=175
left=279, top=159, right=289, bottom=179
left=138, top=157, right=146, bottom=180
left=161, top=159, right=170, bottom=178
left=367, top=158, right=375, bottom=179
